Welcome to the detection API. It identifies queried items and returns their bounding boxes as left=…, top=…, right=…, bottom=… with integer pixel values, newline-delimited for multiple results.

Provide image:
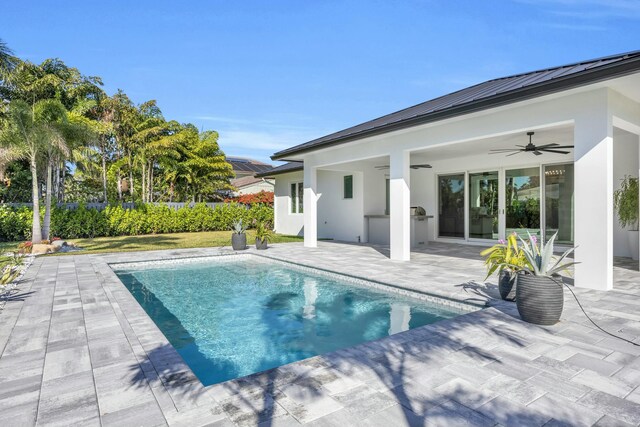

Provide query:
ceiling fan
left=374, top=164, right=432, bottom=170
left=489, top=132, right=574, bottom=156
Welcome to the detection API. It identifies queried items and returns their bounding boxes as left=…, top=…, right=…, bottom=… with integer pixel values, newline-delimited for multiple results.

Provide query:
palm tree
left=41, top=105, right=94, bottom=240
left=0, top=38, right=16, bottom=77
left=0, top=99, right=70, bottom=242
left=181, top=128, right=234, bottom=202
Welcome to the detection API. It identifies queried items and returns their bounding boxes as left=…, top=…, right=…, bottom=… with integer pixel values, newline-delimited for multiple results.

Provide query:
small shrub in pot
left=480, top=233, right=527, bottom=301
left=255, top=221, right=273, bottom=250
left=514, top=232, right=577, bottom=325
left=231, top=219, right=247, bottom=250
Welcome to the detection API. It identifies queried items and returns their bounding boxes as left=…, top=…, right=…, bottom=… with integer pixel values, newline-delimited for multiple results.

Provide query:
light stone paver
left=0, top=241, right=640, bottom=426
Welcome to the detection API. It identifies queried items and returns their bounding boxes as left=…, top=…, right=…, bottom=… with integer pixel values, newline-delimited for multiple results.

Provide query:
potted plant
left=514, top=232, right=577, bottom=325
left=254, top=221, right=273, bottom=250
left=480, top=233, right=527, bottom=301
left=231, top=219, right=247, bottom=250
left=614, top=175, right=639, bottom=260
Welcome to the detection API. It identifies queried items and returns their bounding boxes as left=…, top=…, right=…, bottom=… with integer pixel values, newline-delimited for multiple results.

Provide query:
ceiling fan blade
left=506, top=151, right=522, bottom=157
left=534, top=143, right=559, bottom=149
left=490, top=148, right=521, bottom=152
left=533, top=151, right=543, bottom=156
left=540, top=149, right=570, bottom=154
left=547, top=145, right=574, bottom=149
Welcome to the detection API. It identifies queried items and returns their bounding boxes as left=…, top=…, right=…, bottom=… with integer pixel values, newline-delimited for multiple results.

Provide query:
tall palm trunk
left=30, top=157, right=42, bottom=243
left=141, top=161, right=146, bottom=203
left=42, top=159, right=53, bottom=240
left=148, top=160, right=153, bottom=203
left=117, top=170, right=122, bottom=201
left=127, top=149, right=134, bottom=199
left=59, top=163, right=66, bottom=202
left=101, top=151, right=108, bottom=202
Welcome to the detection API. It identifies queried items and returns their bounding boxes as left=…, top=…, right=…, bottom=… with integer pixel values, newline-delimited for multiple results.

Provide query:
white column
left=389, top=150, right=411, bottom=260
left=388, top=303, right=411, bottom=335
left=574, top=112, right=613, bottom=290
left=303, top=162, right=318, bottom=248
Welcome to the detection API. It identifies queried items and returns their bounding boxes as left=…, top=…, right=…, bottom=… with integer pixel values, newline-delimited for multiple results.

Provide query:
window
left=290, top=182, right=303, bottom=214
left=385, top=178, right=390, bottom=215
left=344, top=175, right=353, bottom=199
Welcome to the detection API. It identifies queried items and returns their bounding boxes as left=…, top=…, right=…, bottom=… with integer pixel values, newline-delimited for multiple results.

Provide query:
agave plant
left=517, top=231, right=577, bottom=277
left=0, top=252, right=24, bottom=286
left=231, top=219, right=247, bottom=235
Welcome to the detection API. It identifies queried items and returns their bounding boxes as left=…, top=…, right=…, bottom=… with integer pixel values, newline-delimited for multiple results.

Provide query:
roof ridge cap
left=485, top=49, right=640, bottom=83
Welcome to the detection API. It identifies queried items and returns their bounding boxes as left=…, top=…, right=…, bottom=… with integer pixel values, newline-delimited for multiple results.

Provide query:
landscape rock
left=31, top=244, right=58, bottom=255
left=52, top=240, right=68, bottom=248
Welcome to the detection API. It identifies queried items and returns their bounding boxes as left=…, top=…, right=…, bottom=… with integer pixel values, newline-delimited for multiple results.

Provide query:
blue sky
left=3, top=1, right=639, bottom=164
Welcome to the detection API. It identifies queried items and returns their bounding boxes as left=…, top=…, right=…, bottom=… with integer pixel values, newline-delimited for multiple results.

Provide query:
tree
left=0, top=99, right=71, bottom=242
left=179, top=128, right=234, bottom=202
left=0, top=38, right=17, bottom=78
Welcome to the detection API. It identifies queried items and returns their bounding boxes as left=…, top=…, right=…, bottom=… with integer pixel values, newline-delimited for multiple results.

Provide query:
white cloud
left=515, top=0, right=640, bottom=20
left=195, top=115, right=328, bottom=163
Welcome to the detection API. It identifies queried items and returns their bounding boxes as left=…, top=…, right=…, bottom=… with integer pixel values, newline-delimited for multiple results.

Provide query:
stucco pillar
left=303, top=163, right=318, bottom=248
left=574, top=112, right=613, bottom=290
left=389, top=150, right=410, bottom=261
left=388, top=303, right=411, bottom=335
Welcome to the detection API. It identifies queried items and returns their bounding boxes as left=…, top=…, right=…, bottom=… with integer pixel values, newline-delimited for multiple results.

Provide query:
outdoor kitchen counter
left=364, top=214, right=433, bottom=247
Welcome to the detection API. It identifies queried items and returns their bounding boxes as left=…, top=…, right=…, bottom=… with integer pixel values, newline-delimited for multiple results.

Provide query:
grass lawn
left=0, top=231, right=303, bottom=256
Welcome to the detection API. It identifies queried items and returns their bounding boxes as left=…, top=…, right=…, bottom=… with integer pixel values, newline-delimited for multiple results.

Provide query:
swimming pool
left=112, top=255, right=472, bottom=386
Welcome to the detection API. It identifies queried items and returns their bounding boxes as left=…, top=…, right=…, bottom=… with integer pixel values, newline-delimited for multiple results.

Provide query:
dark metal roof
left=255, top=162, right=303, bottom=178
left=272, top=50, right=640, bottom=160
left=227, top=157, right=274, bottom=174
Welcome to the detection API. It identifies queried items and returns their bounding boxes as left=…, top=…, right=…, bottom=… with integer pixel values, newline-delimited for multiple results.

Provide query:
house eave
left=271, top=57, right=640, bottom=161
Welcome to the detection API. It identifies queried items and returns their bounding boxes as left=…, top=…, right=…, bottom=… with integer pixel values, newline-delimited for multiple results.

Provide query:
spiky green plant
left=517, top=231, right=577, bottom=277
left=231, top=219, right=247, bottom=234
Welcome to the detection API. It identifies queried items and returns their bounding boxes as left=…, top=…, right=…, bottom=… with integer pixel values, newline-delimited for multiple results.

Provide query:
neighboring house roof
left=255, top=162, right=303, bottom=178
left=227, top=157, right=274, bottom=175
left=231, top=175, right=272, bottom=189
left=272, top=50, right=640, bottom=160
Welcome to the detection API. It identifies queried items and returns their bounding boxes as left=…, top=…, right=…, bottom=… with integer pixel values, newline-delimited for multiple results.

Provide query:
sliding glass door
left=544, top=163, right=574, bottom=244
left=468, top=171, right=499, bottom=240
left=438, top=174, right=465, bottom=238
left=505, top=167, right=541, bottom=239
left=437, top=165, right=573, bottom=243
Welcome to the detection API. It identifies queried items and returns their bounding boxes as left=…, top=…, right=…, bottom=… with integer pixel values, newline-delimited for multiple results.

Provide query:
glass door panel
left=469, top=171, right=499, bottom=240
left=438, top=174, right=465, bottom=238
left=505, top=167, right=541, bottom=239
left=544, top=163, right=574, bottom=244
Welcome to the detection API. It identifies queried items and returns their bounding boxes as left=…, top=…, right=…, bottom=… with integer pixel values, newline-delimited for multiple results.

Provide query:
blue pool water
left=114, top=256, right=467, bottom=386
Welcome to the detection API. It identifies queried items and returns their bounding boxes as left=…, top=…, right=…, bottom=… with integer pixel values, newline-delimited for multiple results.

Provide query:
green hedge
left=0, top=203, right=273, bottom=241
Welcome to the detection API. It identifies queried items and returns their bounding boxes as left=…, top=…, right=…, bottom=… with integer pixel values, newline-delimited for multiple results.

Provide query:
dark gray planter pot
left=256, top=238, right=268, bottom=250
left=231, top=233, right=247, bottom=250
left=516, top=273, right=564, bottom=325
left=498, top=270, right=516, bottom=301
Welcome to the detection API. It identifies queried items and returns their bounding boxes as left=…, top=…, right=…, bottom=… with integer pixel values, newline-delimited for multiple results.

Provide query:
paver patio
left=1, top=241, right=640, bottom=426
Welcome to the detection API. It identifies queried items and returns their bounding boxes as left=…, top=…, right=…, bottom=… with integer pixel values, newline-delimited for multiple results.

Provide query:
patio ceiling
left=411, top=124, right=574, bottom=161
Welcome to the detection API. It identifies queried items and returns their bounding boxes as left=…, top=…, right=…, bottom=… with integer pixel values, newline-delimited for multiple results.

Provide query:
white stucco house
left=230, top=175, right=274, bottom=196
left=258, top=51, right=640, bottom=291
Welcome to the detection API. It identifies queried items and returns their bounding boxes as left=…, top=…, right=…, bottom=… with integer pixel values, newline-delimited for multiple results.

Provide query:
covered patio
left=297, top=81, right=640, bottom=292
